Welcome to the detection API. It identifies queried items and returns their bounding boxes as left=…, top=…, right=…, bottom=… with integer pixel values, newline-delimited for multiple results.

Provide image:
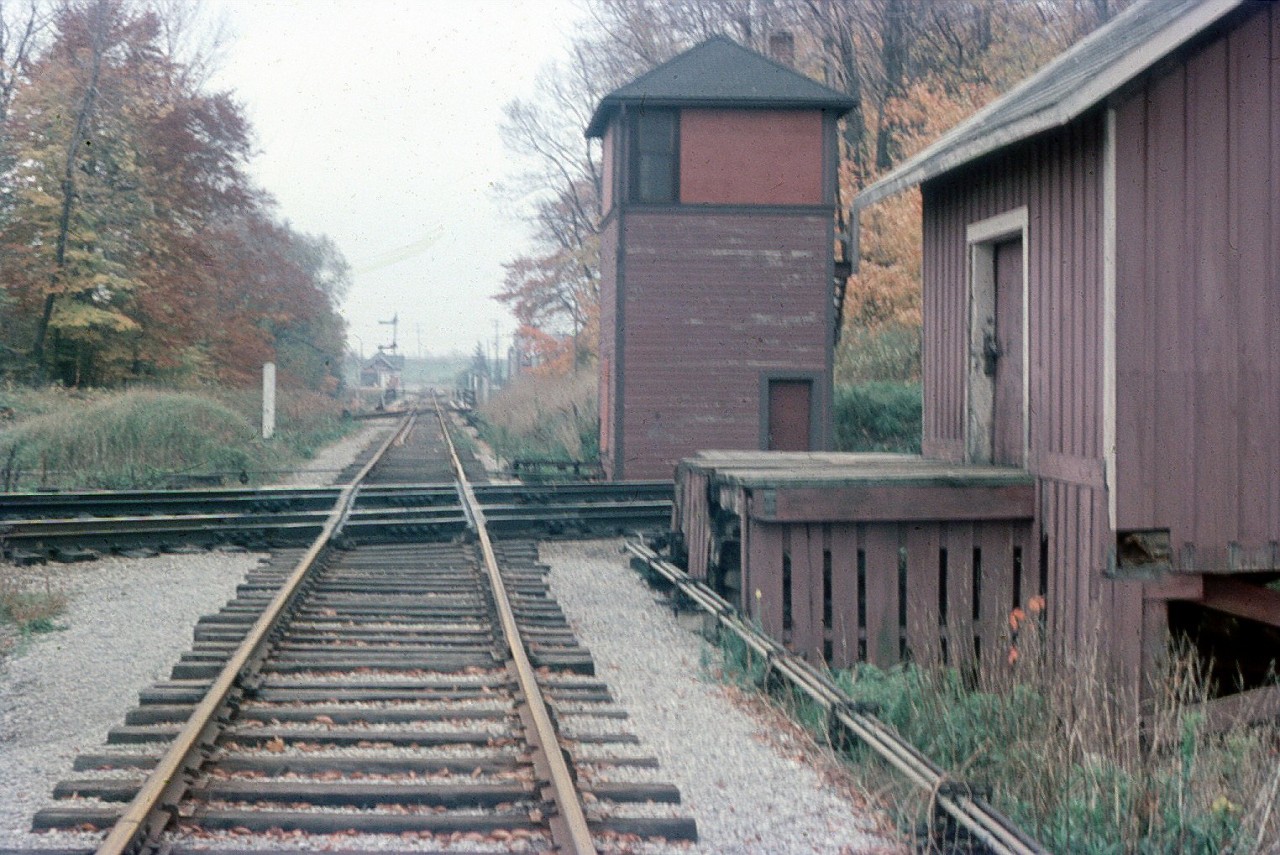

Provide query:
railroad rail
left=27, top=408, right=694, bottom=853
left=0, top=481, right=671, bottom=520
left=0, top=484, right=671, bottom=557
left=625, top=539, right=1047, bottom=855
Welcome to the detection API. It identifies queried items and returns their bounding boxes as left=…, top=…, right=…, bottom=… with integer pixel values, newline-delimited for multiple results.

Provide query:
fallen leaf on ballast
left=265, top=736, right=286, bottom=753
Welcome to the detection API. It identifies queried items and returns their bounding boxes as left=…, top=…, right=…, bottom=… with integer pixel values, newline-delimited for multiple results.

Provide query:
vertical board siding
left=861, top=523, right=901, bottom=666
left=619, top=211, right=831, bottom=480
left=921, top=113, right=1111, bottom=665
left=674, top=465, right=712, bottom=581
left=746, top=517, right=1033, bottom=669
left=1114, top=5, right=1280, bottom=570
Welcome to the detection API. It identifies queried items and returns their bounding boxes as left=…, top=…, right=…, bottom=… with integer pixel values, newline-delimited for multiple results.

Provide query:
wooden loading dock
left=675, top=452, right=1035, bottom=668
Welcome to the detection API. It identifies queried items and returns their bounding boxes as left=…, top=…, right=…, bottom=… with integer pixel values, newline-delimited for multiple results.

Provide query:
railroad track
left=0, top=483, right=672, bottom=559
left=24, top=407, right=695, bottom=853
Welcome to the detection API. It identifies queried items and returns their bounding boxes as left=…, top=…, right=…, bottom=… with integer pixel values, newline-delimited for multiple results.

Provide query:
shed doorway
left=767, top=379, right=812, bottom=451
left=991, top=237, right=1025, bottom=464
left=966, top=208, right=1028, bottom=466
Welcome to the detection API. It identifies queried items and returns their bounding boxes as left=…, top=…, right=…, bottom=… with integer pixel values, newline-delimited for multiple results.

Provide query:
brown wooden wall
left=743, top=516, right=1035, bottom=669
left=1112, top=3, right=1280, bottom=573
left=610, top=210, right=832, bottom=480
left=679, top=109, right=824, bottom=205
left=920, top=116, right=1129, bottom=667
left=921, top=118, right=1105, bottom=473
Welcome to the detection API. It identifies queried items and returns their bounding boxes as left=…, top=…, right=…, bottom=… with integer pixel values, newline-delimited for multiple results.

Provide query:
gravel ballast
left=541, top=539, right=903, bottom=854
left=0, top=551, right=261, bottom=849
left=268, top=421, right=393, bottom=487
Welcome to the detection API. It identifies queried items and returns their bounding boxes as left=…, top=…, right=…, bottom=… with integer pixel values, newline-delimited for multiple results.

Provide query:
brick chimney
left=769, top=31, right=795, bottom=66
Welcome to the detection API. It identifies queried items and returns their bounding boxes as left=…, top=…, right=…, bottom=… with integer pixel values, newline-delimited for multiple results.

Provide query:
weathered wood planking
left=1114, top=5, right=1280, bottom=573
left=678, top=451, right=1036, bottom=669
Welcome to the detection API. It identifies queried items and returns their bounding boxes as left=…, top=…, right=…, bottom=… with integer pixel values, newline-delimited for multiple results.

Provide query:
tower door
left=767, top=379, right=812, bottom=451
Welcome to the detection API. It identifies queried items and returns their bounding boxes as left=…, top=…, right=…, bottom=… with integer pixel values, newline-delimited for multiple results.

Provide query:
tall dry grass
left=0, top=390, right=260, bottom=489
left=860, top=612, right=1275, bottom=852
left=719, top=599, right=1280, bottom=852
left=475, top=371, right=598, bottom=464
left=0, top=387, right=355, bottom=490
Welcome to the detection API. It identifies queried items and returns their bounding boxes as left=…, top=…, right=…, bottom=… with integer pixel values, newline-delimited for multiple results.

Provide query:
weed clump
left=0, top=566, right=67, bottom=648
left=710, top=602, right=1280, bottom=853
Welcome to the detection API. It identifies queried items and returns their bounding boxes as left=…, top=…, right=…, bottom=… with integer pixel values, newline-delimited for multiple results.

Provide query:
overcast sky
left=207, top=0, right=584, bottom=359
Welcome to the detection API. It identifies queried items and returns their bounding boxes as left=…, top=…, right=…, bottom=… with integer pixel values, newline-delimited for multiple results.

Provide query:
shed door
left=991, top=237, right=1025, bottom=465
left=767, top=380, right=811, bottom=451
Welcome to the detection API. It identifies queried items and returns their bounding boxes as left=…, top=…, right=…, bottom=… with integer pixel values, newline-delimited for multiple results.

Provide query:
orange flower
left=1007, top=646, right=1020, bottom=665
left=1008, top=607, right=1026, bottom=630
left=1028, top=595, right=1046, bottom=615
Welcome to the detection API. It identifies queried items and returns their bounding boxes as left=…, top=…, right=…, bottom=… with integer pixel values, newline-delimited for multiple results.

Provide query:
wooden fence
left=744, top=517, right=1037, bottom=669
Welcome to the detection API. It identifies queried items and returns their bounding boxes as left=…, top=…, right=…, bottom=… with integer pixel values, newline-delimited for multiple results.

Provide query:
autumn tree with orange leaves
left=0, top=0, right=347, bottom=390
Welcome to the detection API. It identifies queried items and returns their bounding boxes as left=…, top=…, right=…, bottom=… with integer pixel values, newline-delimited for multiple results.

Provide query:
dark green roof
left=585, top=36, right=857, bottom=138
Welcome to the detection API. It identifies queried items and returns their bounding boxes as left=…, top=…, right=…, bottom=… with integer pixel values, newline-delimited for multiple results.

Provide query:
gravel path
left=542, top=539, right=904, bottom=854
left=0, top=551, right=260, bottom=848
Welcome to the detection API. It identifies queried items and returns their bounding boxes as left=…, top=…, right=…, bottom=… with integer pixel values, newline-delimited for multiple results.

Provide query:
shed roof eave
left=855, top=102, right=1086, bottom=206
left=854, top=0, right=1245, bottom=208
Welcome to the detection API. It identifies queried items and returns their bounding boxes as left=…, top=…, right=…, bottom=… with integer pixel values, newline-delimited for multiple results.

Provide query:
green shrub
left=833, top=381, right=922, bottom=453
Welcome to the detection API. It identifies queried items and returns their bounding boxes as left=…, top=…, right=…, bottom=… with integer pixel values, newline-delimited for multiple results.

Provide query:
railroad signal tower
left=587, top=36, right=856, bottom=480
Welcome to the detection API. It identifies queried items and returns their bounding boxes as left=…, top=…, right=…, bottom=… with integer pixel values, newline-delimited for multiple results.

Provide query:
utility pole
left=493, top=321, right=501, bottom=386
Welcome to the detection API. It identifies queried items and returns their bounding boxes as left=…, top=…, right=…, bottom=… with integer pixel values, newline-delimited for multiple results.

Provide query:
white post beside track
left=262, top=362, right=276, bottom=440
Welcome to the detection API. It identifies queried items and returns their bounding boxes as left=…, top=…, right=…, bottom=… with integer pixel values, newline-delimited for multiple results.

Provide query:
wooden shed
left=586, top=37, right=857, bottom=481
left=674, top=0, right=1280, bottom=717
left=851, top=0, right=1280, bottom=706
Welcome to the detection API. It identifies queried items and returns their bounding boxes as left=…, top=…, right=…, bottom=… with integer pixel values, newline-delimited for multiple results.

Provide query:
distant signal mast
left=379, top=314, right=399, bottom=353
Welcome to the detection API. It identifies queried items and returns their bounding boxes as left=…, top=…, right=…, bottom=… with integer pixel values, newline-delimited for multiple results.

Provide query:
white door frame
left=965, top=206, right=1029, bottom=465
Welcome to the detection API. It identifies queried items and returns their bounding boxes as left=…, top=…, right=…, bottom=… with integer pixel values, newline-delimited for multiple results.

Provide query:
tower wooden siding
left=589, top=38, right=857, bottom=481
left=678, top=109, right=825, bottom=205
left=598, top=217, right=619, bottom=465
left=613, top=209, right=833, bottom=480
left=921, top=113, right=1116, bottom=666
left=1112, top=3, right=1280, bottom=574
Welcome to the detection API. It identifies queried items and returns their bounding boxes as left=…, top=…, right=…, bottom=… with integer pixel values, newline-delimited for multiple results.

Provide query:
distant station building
left=587, top=36, right=857, bottom=480
left=360, top=350, right=403, bottom=399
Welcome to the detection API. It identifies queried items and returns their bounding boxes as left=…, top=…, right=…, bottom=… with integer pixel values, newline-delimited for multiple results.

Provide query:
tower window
left=630, top=109, right=678, bottom=203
